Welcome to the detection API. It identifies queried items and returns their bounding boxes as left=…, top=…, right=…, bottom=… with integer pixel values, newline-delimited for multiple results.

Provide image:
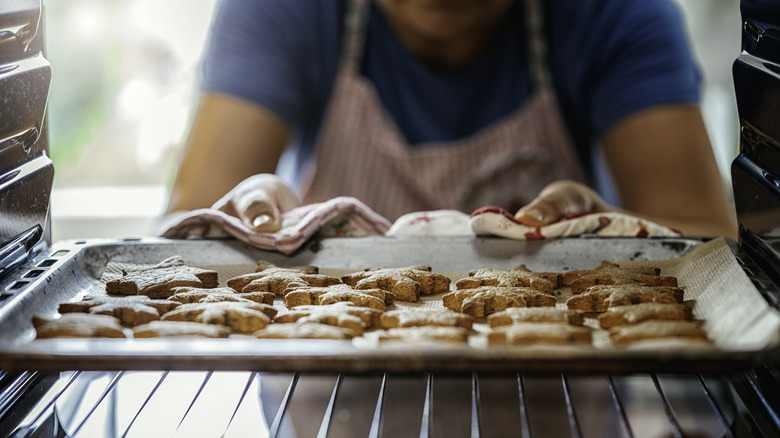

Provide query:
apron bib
left=300, top=0, right=587, bottom=221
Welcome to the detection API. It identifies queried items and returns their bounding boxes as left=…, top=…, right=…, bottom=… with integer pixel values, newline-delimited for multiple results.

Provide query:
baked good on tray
left=380, top=308, right=474, bottom=329
left=455, top=265, right=557, bottom=294
left=562, top=261, right=677, bottom=294
left=597, top=302, right=694, bottom=329
left=33, top=313, right=128, bottom=338
left=374, top=326, right=472, bottom=344
left=254, top=322, right=358, bottom=340
left=133, top=320, right=230, bottom=338
left=226, top=261, right=342, bottom=296
left=58, top=295, right=180, bottom=327
left=608, top=320, right=708, bottom=345
left=168, top=286, right=275, bottom=305
left=274, top=302, right=383, bottom=334
left=105, top=256, right=218, bottom=298
left=442, top=286, right=556, bottom=318
left=565, top=284, right=684, bottom=313
left=284, top=284, right=393, bottom=310
left=342, top=265, right=450, bottom=302
left=487, top=307, right=585, bottom=327
left=160, top=301, right=277, bottom=334
left=487, top=323, right=593, bottom=346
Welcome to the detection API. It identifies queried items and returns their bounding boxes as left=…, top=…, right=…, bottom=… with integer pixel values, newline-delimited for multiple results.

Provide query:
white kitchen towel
left=160, top=196, right=392, bottom=254
left=468, top=206, right=682, bottom=239
left=386, top=210, right=473, bottom=236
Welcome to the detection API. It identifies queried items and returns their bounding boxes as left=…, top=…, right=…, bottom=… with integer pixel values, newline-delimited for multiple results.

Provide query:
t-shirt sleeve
left=563, top=0, right=703, bottom=142
left=200, top=0, right=336, bottom=129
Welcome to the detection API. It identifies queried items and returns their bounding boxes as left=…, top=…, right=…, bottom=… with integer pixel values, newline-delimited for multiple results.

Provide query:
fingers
left=514, top=180, right=611, bottom=226
left=212, top=174, right=300, bottom=232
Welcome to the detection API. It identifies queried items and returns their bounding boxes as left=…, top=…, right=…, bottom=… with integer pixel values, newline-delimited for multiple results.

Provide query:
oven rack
left=2, top=368, right=779, bottom=437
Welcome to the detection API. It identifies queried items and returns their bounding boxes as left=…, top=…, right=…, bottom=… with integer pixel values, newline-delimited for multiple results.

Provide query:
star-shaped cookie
left=284, top=284, right=393, bottom=310
left=456, top=265, right=557, bottom=294
left=442, top=286, right=556, bottom=318
left=565, top=284, right=683, bottom=313
left=274, top=302, right=383, bottom=334
left=562, top=261, right=677, bottom=294
left=167, top=286, right=275, bottom=305
left=58, top=295, right=181, bottom=326
left=160, top=301, right=278, bottom=334
left=105, top=256, right=218, bottom=298
left=227, top=261, right=341, bottom=296
left=342, top=265, right=450, bottom=302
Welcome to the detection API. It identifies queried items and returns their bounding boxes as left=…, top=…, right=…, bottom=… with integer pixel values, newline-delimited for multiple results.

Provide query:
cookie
left=487, top=308, right=585, bottom=328
left=565, top=285, right=682, bottom=313
left=253, top=322, right=358, bottom=340
left=285, top=284, right=392, bottom=310
left=227, top=261, right=341, bottom=296
left=608, top=320, right=708, bottom=345
left=33, top=313, right=127, bottom=339
left=379, top=308, right=474, bottom=329
left=133, top=320, right=231, bottom=338
left=58, top=295, right=180, bottom=327
left=274, top=302, right=383, bottom=334
left=342, top=265, right=451, bottom=302
left=375, top=326, right=472, bottom=343
left=563, top=261, right=677, bottom=294
left=105, top=256, right=218, bottom=298
left=160, top=301, right=277, bottom=334
left=597, top=302, right=694, bottom=329
left=168, top=286, right=275, bottom=305
left=442, top=286, right=556, bottom=318
left=487, top=323, right=593, bottom=345
left=456, top=265, right=556, bottom=294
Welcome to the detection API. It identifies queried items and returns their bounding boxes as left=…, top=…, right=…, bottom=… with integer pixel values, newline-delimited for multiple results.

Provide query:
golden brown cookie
left=487, top=307, right=585, bottom=328
left=342, top=265, right=451, bottom=302
left=487, top=323, right=593, bottom=345
left=565, top=285, right=681, bottom=313
left=608, top=320, right=708, bottom=345
left=167, top=286, right=275, bottom=305
left=160, top=301, right=277, bottom=334
left=105, top=256, right=218, bottom=298
left=563, top=261, right=677, bottom=294
left=284, top=284, right=392, bottom=310
left=33, top=314, right=127, bottom=339
left=226, top=261, right=341, bottom=296
left=379, top=308, right=474, bottom=329
left=597, top=302, right=694, bottom=329
left=375, top=326, right=472, bottom=343
left=456, top=265, right=556, bottom=294
left=442, top=286, right=556, bottom=318
left=58, top=295, right=180, bottom=327
left=274, top=302, right=383, bottom=334
left=133, top=320, right=231, bottom=338
left=253, top=322, right=358, bottom=340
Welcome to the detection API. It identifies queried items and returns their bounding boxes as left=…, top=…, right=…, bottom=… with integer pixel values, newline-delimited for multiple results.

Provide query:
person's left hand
left=513, top=180, right=613, bottom=226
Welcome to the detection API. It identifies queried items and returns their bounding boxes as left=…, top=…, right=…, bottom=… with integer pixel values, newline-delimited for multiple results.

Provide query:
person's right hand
left=211, top=174, right=301, bottom=233
left=513, top=180, right=612, bottom=227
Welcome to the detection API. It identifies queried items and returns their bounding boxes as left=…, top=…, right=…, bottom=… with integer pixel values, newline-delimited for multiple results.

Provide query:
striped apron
left=300, top=0, right=587, bottom=221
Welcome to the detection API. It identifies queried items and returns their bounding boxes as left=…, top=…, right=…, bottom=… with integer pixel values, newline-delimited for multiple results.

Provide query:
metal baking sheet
left=0, top=236, right=777, bottom=373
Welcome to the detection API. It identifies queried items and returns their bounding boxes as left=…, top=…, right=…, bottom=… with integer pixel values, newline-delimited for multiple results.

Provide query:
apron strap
left=341, top=0, right=370, bottom=73
left=525, top=0, right=552, bottom=90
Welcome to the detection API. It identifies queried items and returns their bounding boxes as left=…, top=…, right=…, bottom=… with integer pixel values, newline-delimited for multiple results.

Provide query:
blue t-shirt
left=201, top=0, right=701, bottom=199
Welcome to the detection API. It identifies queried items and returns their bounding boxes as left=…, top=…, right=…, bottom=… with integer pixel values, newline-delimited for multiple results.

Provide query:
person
left=165, top=0, right=737, bottom=239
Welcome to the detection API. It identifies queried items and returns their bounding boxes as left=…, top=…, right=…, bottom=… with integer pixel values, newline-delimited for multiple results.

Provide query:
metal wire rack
left=2, top=367, right=779, bottom=438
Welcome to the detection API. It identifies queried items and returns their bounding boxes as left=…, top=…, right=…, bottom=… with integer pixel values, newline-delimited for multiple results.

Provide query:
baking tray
left=0, top=235, right=778, bottom=374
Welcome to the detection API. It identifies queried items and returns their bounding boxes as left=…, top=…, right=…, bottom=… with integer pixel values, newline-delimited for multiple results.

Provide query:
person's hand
left=211, top=174, right=301, bottom=232
left=514, top=180, right=613, bottom=226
